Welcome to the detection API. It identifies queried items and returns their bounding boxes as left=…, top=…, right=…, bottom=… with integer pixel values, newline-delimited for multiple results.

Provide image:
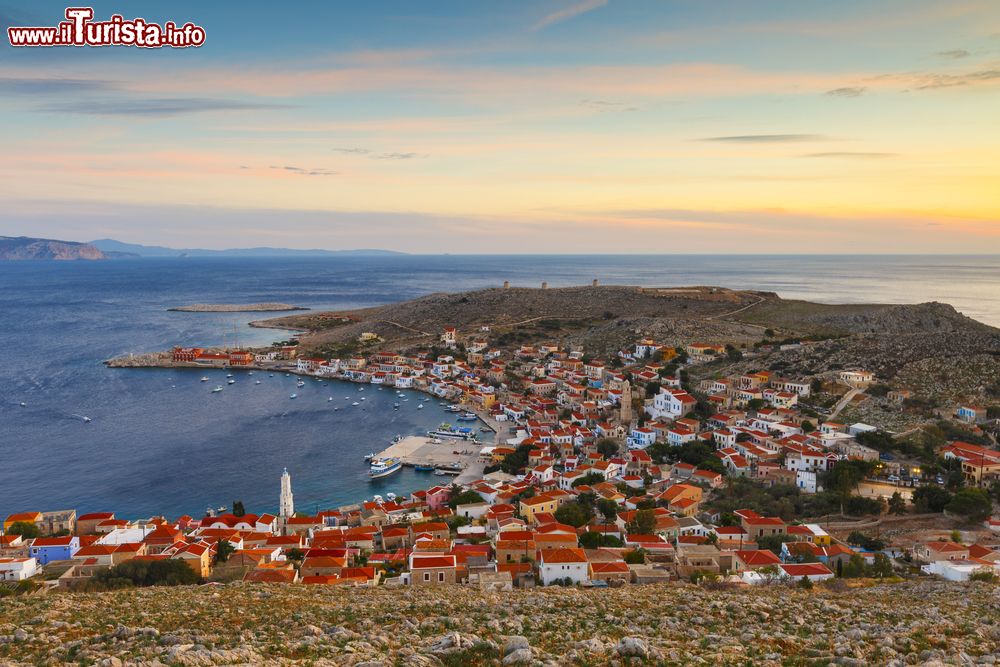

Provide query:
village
left=5, top=322, right=1000, bottom=595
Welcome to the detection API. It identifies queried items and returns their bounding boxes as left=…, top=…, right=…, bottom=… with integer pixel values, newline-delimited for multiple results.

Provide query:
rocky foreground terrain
left=1, top=581, right=998, bottom=666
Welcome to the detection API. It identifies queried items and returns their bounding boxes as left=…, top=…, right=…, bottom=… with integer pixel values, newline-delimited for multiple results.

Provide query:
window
left=423, top=572, right=430, bottom=582
left=438, top=572, right=445, bottom=583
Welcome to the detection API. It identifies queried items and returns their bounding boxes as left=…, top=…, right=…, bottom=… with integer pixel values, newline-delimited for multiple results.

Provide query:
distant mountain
left=0, top=236, right=108, bottom=261
left=90, top=239, right=406, bottom=258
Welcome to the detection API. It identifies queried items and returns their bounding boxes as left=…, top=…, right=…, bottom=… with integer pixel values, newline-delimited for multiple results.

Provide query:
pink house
left=425, top=486, right=451, bottom=511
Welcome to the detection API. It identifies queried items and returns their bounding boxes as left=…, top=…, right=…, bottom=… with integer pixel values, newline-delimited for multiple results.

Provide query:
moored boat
left=369, top=457, right=402, bottom=479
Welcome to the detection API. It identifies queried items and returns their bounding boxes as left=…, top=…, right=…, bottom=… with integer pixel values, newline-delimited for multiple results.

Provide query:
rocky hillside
left=0, top=580, right=997, bottom=665
left=258, top=284, right=996, bottom=358
left=0, top=236, right=107, bottom=261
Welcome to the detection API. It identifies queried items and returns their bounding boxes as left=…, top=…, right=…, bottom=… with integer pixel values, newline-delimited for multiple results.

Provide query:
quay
left=372, top=436, right=487, bottom=484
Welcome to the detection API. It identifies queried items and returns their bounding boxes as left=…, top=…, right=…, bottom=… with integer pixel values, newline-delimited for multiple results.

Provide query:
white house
left=0, top=557, right=38, bottom=581
left=627, top=427, right=657, bottom=450
left=922, top=560, right=998, bottom=582
left=647, top=388, right=697, bottom=420
left=538, top=548, right=588, bottom=586
left=796, top=470, right=818, bottom=494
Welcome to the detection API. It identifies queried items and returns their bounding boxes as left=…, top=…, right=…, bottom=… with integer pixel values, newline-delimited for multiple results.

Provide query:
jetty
left=371, top=436, right=486, bottom=483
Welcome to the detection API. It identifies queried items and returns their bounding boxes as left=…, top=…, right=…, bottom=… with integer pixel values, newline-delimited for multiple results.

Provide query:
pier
left=372, top=436, right=487, bottom=484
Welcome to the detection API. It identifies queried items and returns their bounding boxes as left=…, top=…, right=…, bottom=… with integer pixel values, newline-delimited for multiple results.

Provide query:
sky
left=1, top=0, right=998, bottom=253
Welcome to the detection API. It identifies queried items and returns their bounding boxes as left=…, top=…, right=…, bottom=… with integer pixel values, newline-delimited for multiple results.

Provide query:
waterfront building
left=279, top=468, right=294, bottom=519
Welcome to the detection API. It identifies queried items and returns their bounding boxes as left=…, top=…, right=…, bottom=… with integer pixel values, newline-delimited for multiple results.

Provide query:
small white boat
left=352, top=401, right=360, bottom=406
left=19, top=402, right=26, bottom=406
left=83, top=416, right=91, bottom=423
left=328, top=397, right=333, bottom=402
left=290, top=393, right=298, bottom=399
left=359, top=387, right=365, bottom=392
left=417, top=404, right=424, bottom=409
left=227, top=379, right=236, bottom=385
left=333, top=407, right=339, bottom=411
left=360, top=397, right=366, bottom=401
left=255, top=380, right=262, bottom=385
left=393, top=403, right=400, bottom=409
left=363, top=452, right=375, bottom=461
left=385, top=492, right=397, bottom=502
left=248, top=371, right=254, bottom=376
left=212, top=386, right=224, bottom=393
left=226, top=373, right=233, bottom=378
left=296, top=380, right=305, bottom=387
left=200, top=376, right=209, bottom=382
left=269, top=374, right=274, bottom=377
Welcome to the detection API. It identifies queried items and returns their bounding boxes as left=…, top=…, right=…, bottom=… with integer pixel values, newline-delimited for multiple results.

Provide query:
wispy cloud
left=334, top=147, right=427, bottom=160
left=801, top=152, right=896, bottom=159
left=580, top=99, right=638, bottom=112
left=530, top=0, right=607, bottom=31
left=826, top=86, right=866, bottom=97
left=268, top=166, right=337, bottom=177
left=36, top=97, right=289, bottom=117
left=937, top=49, right=970, bottom=59
left=0, top=77, right=115, bottom=95
left=911, top=68, right=1000, bottom=89
left=700, top=134, right=828, bottom=143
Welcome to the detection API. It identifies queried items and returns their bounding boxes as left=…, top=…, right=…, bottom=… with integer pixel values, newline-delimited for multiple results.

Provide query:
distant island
left=0, top=236, right=406, bottom=260
left=168, top=303, right=309, bottom=312
left=90, top=238, right=406, bottom=258
left=0, top=236, right=117, bottom=261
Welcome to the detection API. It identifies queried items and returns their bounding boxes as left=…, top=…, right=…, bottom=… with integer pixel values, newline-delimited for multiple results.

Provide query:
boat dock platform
left=372, top=436, right=487, bottom=483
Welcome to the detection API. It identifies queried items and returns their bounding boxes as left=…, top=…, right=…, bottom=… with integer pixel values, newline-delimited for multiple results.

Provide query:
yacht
left=211, top=386, right=224, bottom=393
left=200, top=376, right=210, bottom=382
left=456, top=412, right=478, bottom=421
left=427, top=423, right=476, bottom=440
left=369, top=457, right=402, bottom=479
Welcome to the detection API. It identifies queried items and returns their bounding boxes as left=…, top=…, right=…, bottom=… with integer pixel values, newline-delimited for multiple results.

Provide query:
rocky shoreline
left=168, top=303, right=308, bottom=312
left=1, top=580, right=997, bottom=665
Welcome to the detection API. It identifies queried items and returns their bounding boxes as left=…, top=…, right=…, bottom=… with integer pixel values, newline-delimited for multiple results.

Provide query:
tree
left=869, top=553, right=894, bottom=578
left=725, top=344, right=743, bottom=362
left=554, top=501, right=592, bottom=528
left=215, top=539, right=235, bottom=564
left=632, top=509, right=657, bottom=535
left=913, top=485, right=953, bottom=513
left=232, top=501, right=246, bottom=517
left=596, top=438, right=620, bottom=458
left=286, top=547, right=305, bottom=562
left=623, top=548, right=646, bottom=564
left=797, top=576, right=814, bottom=590
left=6, top=521, right=39, bottom=538
left=757, top=534, right=796, bottom=555
left=888, top=491, right=907, bottom=515
left=597, top=498, right=619, bottom=524
left=801, top=421, right=816, bottom=433
left=747, top=398, right=765, bottom=411
left=571, top=472, right=607, bottom=488
left=92, top=559, right=199, bottom=589
left=842, top=554, right=866, bottom=578
left=449, top=489, right=486, bottom=509
left=945, top=488, right=993, bottom=522
left=810, top=378, right=823, bottom=395
left=824, top=460, right=875, bottom=501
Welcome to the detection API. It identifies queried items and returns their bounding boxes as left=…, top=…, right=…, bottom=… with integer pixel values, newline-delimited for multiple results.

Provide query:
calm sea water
left=0, top=255, right=997, bottom=518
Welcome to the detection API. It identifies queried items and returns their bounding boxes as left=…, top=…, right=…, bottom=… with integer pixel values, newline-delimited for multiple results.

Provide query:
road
left=705, top=295, right=766, bottom=321
left=829, top=387, right=861, bottom=420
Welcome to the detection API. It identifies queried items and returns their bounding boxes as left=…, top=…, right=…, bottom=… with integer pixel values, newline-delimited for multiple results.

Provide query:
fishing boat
left=456, top=412, right=478, bottom=421
left=211, top=386, right=224, bottom=393
left=200, top=376, right=209, bottom=382
left=290, top=393, right=298, bottom=399
left=363, top=452, right=376, bottom=461
left=369, top=457, right=402, bottom=479
left=444, top=405, right=462, bottom=412
left=414, top=464, right=435, bottom=472
left=427, top=423, right=476, bottom=440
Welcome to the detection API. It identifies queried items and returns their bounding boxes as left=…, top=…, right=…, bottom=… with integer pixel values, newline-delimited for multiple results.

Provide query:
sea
left=1, top=254, right=998, bottom=519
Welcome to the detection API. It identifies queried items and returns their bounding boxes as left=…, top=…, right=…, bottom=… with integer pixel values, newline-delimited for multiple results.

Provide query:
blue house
left=29, top=535, right=80, bottom=565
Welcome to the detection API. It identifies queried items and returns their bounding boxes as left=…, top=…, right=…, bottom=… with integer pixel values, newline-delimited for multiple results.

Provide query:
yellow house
left=4, top=512, right=42, bottom=531
left=519, top=493, right=559, bottom=525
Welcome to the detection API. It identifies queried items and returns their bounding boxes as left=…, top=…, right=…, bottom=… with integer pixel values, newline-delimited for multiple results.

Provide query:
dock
left=373, top=436, right=486, bottom=483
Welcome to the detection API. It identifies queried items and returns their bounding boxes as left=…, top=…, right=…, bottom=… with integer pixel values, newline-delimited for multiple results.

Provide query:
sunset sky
left=1, top=1, right=998, bottom=253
